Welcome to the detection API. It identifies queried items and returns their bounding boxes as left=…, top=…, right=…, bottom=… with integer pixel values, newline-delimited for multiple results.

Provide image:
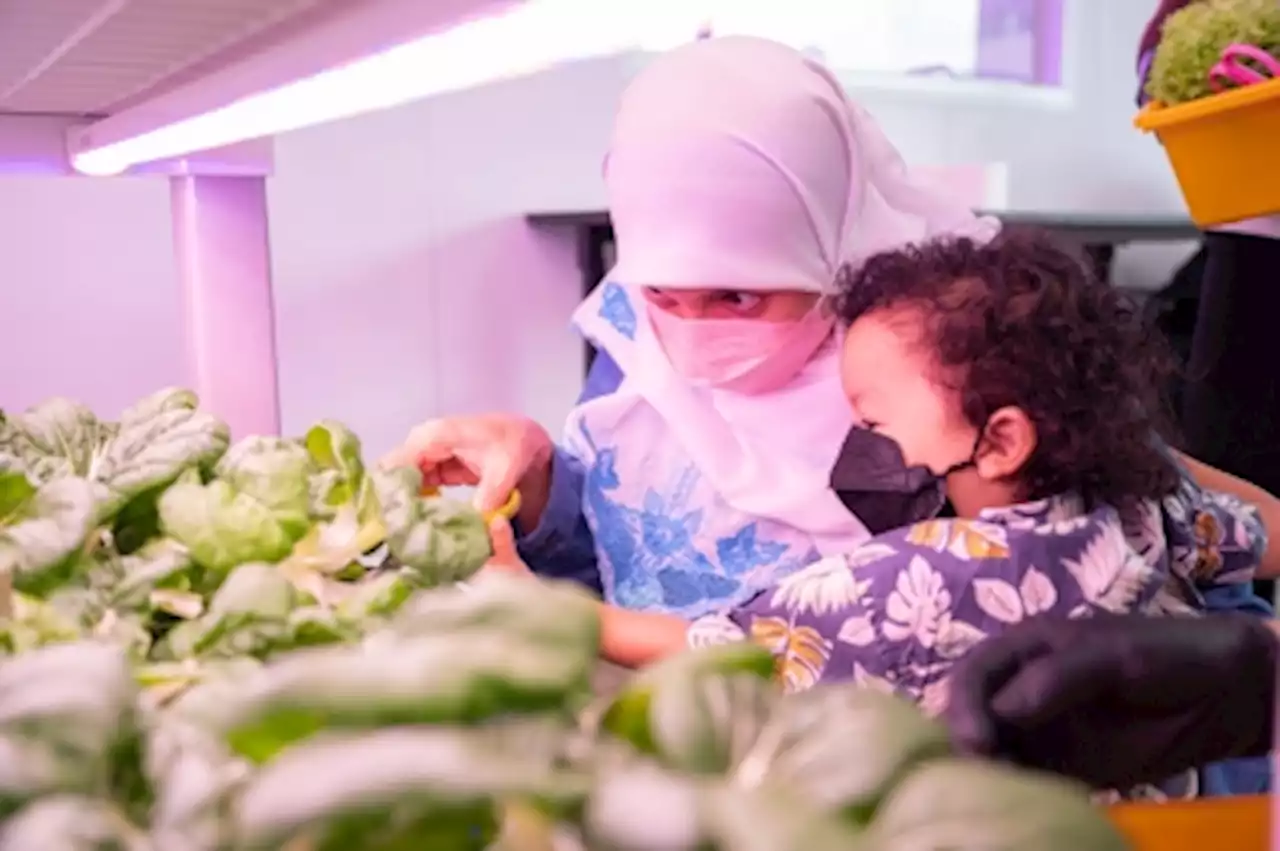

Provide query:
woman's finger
left=473, top=451, right=525, bottom=513
left=431, top=459, right=482, bottom=487
left=380, top=419, right=458, bottom=470
left=487, top=516, right=520, bottom=565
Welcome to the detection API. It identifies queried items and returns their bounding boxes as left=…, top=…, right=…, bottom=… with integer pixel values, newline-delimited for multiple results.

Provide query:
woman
left=385, top=36, right=999, bottom=616
left=388, top=35, right=1280, bottom=615
left=1138, top=0, right=1280, bottom=606
left=486, top=231, right=1265, bottom=799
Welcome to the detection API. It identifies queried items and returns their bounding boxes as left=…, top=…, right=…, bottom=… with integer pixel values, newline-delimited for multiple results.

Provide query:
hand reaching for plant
left=480, top=517, right=534, bottom=579
left=381, top=415, right=554, bottom=530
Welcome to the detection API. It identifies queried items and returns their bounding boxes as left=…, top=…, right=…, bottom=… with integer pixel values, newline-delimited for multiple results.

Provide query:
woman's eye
left=642, top=287, right=677, bottom=307
left=716, top=291, right=763, bottom=311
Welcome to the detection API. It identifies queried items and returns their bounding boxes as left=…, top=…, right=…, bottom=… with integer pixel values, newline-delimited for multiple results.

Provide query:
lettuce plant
left=0, top=388, right=494, bottom=667
left=0, top=389, right=1133, bottom=850
left=1147, top=0, right=1280, bottom=104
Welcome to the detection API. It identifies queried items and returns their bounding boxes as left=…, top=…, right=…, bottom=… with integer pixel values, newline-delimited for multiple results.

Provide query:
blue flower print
left=576, top=427, right=798, bottom=617
left=590, top=446, right=622, bottom=491
left=585, top=447, right=638, bottom=582
left=640, top=490, right=702, bottom=557
left=716, top=524, right=789, bottom=577
left=657, top=566, right=740, bottom=609
left=598, top=281, right=637, bottom=340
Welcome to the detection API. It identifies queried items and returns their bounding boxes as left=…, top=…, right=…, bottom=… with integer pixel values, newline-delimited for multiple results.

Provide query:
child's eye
left=862, top=420, right=882, bottom=431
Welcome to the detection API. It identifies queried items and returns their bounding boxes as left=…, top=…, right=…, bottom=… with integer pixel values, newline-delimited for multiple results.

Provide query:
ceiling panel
left=0, top=0, right=335, bottom=115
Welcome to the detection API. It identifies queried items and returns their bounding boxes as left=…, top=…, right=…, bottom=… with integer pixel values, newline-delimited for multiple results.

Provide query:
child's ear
left=976, top=406, right=1037, bottom=480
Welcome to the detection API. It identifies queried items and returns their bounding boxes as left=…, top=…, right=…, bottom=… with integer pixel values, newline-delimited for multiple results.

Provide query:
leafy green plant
left=0, top=388, right=497, bottom=674
left=1147, top=0, right=1280, bottom=104
left=0, top=599, right=1133, bottom=851
left=0, top=388, right=1134, bottom=850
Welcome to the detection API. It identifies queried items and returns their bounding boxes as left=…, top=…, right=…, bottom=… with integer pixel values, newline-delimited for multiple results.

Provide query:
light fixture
left=70, top=0, right=705, bottom=176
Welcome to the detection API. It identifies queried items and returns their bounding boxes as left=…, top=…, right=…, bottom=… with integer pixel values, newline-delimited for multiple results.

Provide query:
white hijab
left=569, top=36, right=999, bottom=554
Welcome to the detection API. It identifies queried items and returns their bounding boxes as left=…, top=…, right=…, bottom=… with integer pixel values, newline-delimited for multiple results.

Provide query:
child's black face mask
left=829, top=426, right=978, bottom=535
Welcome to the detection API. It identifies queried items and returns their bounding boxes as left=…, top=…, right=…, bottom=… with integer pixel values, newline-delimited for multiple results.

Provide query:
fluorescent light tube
left=72, top=0, right=702, bottom=176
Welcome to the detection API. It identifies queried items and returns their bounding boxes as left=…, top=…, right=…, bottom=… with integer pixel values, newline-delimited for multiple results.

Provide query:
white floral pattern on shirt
left=690, top=475, right=1266, bottom=801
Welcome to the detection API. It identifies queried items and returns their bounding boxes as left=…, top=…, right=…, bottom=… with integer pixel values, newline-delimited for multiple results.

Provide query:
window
left=701, top=0, right=1064, bottom=87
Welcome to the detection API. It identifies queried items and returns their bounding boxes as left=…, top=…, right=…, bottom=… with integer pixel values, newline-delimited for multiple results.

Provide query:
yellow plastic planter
left=1135, top=77, right=1280, bottom=228
left=1107, top=795, right=1270, bottom=851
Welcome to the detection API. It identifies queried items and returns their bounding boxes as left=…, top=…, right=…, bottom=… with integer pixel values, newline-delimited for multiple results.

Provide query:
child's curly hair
left=833, top=229, right=1180, bottom=509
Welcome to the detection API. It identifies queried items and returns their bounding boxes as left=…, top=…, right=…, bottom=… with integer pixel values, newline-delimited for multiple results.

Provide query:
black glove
left=942, top=613, right=1277, bottom=790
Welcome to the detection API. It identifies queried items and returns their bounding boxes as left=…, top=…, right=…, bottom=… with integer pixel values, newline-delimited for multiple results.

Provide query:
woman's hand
left=382, top=414, right=554, bottom=530
left=479, top=517, right=534, bottom=579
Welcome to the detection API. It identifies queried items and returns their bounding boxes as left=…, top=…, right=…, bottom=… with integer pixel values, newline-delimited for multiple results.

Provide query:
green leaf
left=580, top=763, right=707, bottom=851
left=211, top=633, right=596, bottom=763
left=864, top=758, right=1130, bottom=851
left=334, top=570, right=415, bottom=622
left=208, top=562, right=299, bottom=621
left=371, top=466, right=491, bottom=585
left=214, top=436, right=315, bottom=540
left=157, top=479, right=299, bottom=578
left=147, top=656, right=265, bottom=714
left=153, top=563, right=301, bottom=662
left=104, top=538, right=194, bottom=611
left=0, top=734, right=81, bottom=818
left=581, top=763, right=869, bottom=851
left=165, top=657, right=264, bottom=722
left=0, top=643, right=145, bottom=808
left=699, top=783, right=872, bottom=851
left=648, top=674, right=776, bottom=776
left=391, top=574, right=601, bottom=651
left=0, top=795, right=150, bottom=851
left=288, top=606, right=360, bottom=648
left=89, top=610, right=153, bottom=663
left=0, top=593, right=85, bottom=654
left=108, top=487, right=164, bottom=556
left=90, top=388, right=231, bottom=519
left=304, top=420, right=368, bottom=517
left=146, top=717, right=249, bottom=851
left=0, top=398, right=104, bottom=483
left=600, top=643, right=778, bottom=769
left=230, top=727, right=586, bottom=851
left=730, top=686, right=953, bottom=824
left=0, top=473, right=98, bottom=596
left=286, top=503, right=384, bottom=578
left=0, top=469, right=36, bottom=519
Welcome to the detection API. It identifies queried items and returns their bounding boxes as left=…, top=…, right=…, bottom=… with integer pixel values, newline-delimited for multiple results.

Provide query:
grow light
left=70, top=0, right=701, bottom=176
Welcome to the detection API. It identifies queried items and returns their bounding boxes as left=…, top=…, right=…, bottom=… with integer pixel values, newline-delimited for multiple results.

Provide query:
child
left=487, top=230, right=1266, bottom=798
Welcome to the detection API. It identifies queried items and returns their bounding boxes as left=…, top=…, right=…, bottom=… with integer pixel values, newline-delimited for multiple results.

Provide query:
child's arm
left=1172, top=450, right=1278, bottom=579
left=485, top=517, right=710, bottom=668
left=597, top=604, right=691, bottom=668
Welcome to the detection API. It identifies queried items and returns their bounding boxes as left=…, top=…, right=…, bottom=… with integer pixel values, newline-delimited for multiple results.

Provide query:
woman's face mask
left=647, top=302, right=836, bottom=394
left=829, top=425, right=980, bottom=535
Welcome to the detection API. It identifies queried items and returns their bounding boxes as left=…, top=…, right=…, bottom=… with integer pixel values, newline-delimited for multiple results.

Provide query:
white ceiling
left=0, top=0, right=340, bottom=116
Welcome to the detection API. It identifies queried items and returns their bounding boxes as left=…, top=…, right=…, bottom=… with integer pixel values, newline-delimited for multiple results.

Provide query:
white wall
left=0, top=176, right=184, bottom=417
left=843, top=5, right=1179, bottom=214
left=1, top=0, right=1196, bottom=452
left=837, top=2, right=1198, bottom=291
left=266, top=56, right=633, bottom=454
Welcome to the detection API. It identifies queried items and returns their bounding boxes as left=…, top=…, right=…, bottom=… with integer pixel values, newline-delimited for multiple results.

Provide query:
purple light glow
left=976, top=0, right=1064, bottom=86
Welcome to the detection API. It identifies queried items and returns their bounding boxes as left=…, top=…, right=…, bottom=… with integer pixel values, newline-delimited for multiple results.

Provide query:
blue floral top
left=687, top=473, right=1267, bottom=800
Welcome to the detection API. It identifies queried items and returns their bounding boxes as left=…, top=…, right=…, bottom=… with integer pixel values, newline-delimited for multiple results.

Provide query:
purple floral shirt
left=688, top=471, right=1265, bottom=800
